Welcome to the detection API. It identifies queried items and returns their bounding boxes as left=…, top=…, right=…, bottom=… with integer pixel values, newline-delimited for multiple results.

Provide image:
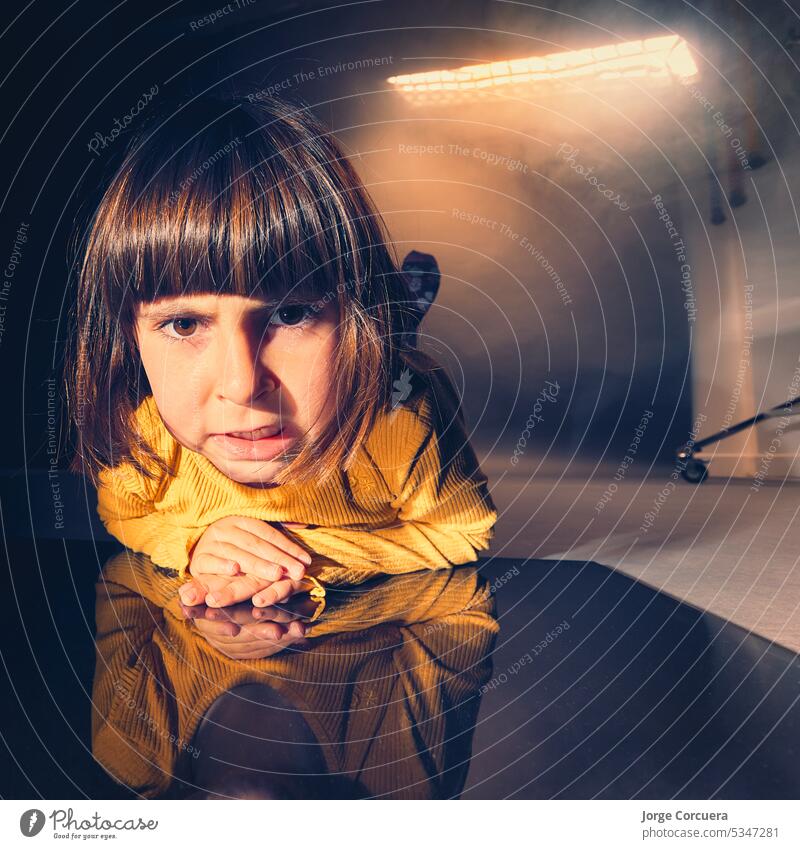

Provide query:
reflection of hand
left=179, top=601, right=310, bottom=660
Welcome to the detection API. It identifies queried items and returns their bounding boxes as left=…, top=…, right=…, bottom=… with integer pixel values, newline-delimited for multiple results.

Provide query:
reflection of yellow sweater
left=96, top=383, right=498, bottom=589
left=92, top=551, right=498, bottom=798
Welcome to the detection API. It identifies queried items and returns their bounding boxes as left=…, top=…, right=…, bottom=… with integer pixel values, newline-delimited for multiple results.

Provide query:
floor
left=480, top=457, right=800, bottom=653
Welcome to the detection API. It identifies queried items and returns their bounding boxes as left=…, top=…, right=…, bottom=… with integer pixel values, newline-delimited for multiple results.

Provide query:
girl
left=64, top=92, right=497, bottom=609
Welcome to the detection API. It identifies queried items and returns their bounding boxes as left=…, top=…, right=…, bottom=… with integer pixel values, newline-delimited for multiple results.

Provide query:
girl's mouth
left=225, top=424, right=282, bottom=440
left=210, top=425, right=295, bottom=461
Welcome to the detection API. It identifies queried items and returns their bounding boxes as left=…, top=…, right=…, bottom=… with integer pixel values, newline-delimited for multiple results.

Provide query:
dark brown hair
left=64, top=93, right=462, bottom=489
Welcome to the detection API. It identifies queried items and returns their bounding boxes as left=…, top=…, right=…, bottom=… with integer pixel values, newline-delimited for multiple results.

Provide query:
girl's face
left=135, top=293, right=340, bottom=487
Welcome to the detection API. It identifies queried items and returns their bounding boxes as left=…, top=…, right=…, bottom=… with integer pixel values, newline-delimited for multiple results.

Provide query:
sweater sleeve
left=96, top=463, right=208, bottom=580
left=294, top=391, right=498, bottom=587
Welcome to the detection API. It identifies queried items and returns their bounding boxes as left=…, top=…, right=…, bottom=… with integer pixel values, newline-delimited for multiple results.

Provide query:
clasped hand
left=178, top=515, right=315, bottom=609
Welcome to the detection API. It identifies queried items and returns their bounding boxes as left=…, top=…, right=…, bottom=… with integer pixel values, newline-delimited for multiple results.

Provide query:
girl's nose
left=216, top=328, right=276, bottom=405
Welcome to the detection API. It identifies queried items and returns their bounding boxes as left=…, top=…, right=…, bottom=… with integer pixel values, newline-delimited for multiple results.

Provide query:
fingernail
left=182, top=589, right=196, bottom=604
left=302, top=554, right=312, bottom=565
left=206, top=594, right=218, bottom=606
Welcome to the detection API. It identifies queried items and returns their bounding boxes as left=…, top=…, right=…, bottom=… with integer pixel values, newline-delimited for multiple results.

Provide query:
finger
left=193, top=618, right=240, bottom=638
left=192, top=575, right=274, bottom=609
left=179, top=578, right=208, bottom=606
left=240, top=621, right=286, bottom=641
left=252, top=606, right=302, bottom=623
left=201, top=542, right=284, bottom=582
left=209, top=540, right=290, bottom=581
left=202, top=606, right=262, bottom=626
left=235, top=517, right=314, bottom=564
left=178, top=601, right=208, bottom=619
left=189, top=553, right=240, bottom=577
left=236, top=558, right=288, bottom=583
left=231, top=532, right=308, bottom=580
left=281, top=522, right=309, bottom=529
left=205, top=575, right=271, bottom=608
left=252, top=578, right=298, bottom=607
left=218, top=604, right=264, bottom=625
left=287, top=620, right=307, bottom=638
left=197, top=573, right=254, bottom=593
left=204, top=607, right=234, bottom=622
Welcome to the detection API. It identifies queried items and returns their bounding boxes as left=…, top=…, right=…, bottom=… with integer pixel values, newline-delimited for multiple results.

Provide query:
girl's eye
left=269, top=304, right=315, bottom=328
left=159, top=317, right=203, bottom=341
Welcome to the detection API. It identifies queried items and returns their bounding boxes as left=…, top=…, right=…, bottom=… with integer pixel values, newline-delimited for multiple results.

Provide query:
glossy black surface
left=1, top=537, right=798, bottom=798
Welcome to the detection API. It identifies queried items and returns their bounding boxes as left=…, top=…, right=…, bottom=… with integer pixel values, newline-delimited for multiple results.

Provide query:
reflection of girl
left=65, top=94, right=497, bottom=609
left=92, top=550, right=498, bottom=798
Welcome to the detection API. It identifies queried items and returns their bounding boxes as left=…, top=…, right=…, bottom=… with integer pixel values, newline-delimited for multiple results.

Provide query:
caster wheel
left=681, top=458, right=708, bottom=484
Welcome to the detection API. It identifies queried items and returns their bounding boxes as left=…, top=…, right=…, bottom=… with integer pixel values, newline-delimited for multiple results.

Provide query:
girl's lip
left=223, top=423, right=282, bottom=439
left=210, top=426, right=296, bottom=461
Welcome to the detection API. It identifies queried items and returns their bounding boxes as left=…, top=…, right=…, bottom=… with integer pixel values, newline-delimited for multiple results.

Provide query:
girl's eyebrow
left=139, top=297, right=310, bottom=321
left=139, top=304, right=215, bottom=321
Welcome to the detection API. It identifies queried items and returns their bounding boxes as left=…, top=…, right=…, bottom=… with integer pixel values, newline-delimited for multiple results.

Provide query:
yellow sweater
left=95, top=383, right=498, bottom=591
left=92, top=550, right=499, bottom=798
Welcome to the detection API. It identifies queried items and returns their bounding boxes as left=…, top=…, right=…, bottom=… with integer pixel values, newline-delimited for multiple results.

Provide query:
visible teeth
left=228, top=425, right=281, bottom=439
